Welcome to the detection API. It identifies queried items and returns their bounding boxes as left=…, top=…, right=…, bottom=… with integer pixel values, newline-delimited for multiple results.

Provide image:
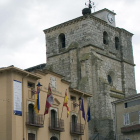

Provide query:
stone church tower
left=43, top=8, right=136, bottom=139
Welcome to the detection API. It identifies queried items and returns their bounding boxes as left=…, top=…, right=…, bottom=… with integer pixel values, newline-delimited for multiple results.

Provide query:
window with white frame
left=27, top=129, right=36, bottom=140
left=124, top=113, right=130, bottom=125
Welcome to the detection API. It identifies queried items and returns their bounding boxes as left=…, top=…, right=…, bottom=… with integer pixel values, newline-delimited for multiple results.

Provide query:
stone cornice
left=43, top=14, right=107, bottom=34
left=110, top=88, right=124, bottom=94
left=112, top=93, right=140, bottom=104
left=47, top=44, right=135, bottom=66
left=92, top=8, right=116, bottom=15
left=122, top=59, right=135, bottom=66
left=116, top=27, right=133, bottom=36
left=43, top=13, right=133, bottom=36
left=110, top=93, right=124, bottom=99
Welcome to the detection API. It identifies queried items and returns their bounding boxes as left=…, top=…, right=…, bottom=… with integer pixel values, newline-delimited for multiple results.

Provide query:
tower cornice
left=43, top=14, right=133, bottom=36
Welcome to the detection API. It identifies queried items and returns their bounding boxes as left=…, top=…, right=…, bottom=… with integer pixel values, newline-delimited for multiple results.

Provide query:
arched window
left=115, top=37, right=119, bottom=50
left=107, top=71, right=115, bottom=86
left=107, top=75, right=112, bottom=85
left=59, top=33, right=65, bottom=48
left=103, top=31, right=108, bottom=45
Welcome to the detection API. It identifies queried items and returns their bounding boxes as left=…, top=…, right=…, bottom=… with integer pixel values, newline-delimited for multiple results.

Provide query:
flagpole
left=43, top=83, right=50, bottom=125
left=60, top=105, right=64, bottom=120
left=84, top=97, right=89, bottom=131
left=83, top=109, right=87, bottom=131
left=60, top=89, right=67, bottom=119
left=80, top=94, right=84, bottom=140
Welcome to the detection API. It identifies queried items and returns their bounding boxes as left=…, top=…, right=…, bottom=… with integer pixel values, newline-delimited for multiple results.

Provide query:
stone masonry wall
left=45, top=14, right=136, bottom=138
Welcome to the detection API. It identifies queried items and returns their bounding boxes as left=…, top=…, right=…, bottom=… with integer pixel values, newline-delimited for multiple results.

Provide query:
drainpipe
left=113, top=103, right=117, bottom=140
left=22, top=74, right=29, bottom=140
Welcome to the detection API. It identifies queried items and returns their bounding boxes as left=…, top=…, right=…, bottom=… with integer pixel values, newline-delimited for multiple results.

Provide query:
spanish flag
left=63, top=91, right=69, bottom=117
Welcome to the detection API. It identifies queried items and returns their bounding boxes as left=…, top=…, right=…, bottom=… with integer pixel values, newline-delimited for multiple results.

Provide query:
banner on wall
left=13, top=80, right=22, bottom=116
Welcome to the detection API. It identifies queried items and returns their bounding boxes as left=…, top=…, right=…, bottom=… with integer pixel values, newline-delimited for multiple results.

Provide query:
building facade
left=112, top=94, right=140, bottom=140
left=0, top=65, right=91, bottom=140
left=43, top=8, right=137, bottom=138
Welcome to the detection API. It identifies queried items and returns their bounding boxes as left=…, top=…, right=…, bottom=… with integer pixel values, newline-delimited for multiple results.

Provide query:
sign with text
left=13, top=80, right=22, bottom=116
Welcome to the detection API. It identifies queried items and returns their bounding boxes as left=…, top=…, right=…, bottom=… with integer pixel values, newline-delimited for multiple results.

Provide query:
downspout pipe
left=112, top=103, right=117, bottom=140
left=22, top=74, right=29, bottom=140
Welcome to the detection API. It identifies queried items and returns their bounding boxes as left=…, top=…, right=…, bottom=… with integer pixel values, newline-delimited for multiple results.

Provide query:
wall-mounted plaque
left=13, top=80, right=22, bottom=116
left=50, top=77, right=57, bottom=90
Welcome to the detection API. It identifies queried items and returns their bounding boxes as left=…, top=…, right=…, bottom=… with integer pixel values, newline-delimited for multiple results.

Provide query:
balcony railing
left=117, top=134, right=139, bottom=140
left=121, top=121, right=140, bottom=133
left=70, top=122, right=84, bottom=135
left=49, top=118, right=64, bottom=132
left=26, top=112, right=44, bottom=127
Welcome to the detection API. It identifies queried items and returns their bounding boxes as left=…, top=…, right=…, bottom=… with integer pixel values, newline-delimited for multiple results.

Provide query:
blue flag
left=87, top=106, right=91, bottom=122
left=80, top=98, right=85, bottom=120
left=37, top=87, right=40, bottom=111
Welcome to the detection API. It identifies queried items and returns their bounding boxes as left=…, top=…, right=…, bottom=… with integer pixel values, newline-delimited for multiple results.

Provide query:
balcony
left=26, top=112, right=44, bottom=127
left=49, top=118, right=64, bottom=132
left=70, top=122, right=84, bottom=135
left=121, top=121, right=140, bottom=133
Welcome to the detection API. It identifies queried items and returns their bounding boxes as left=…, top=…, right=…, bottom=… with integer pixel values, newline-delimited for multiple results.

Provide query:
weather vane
left=85, top=0, right=97, bottom=12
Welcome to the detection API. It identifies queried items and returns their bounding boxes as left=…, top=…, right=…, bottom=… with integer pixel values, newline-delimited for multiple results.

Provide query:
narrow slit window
left=115, top=37, right=119, bottom=50
left=103, top=31, right=108, bottom=45
left=59, top=33, right=65, bottom=48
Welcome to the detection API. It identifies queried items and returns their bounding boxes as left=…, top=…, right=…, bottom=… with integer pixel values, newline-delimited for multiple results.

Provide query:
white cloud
left=0, top=0, right=140, bottom=92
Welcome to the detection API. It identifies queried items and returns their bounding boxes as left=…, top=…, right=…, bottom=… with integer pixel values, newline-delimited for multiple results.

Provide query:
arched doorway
left=28, top=104, right=34, bottom=124
left=50, top=136, right=58, bottom=140
left=72, top=115, right=77, bottom=132
left=51, top=109, right=57, bottom=128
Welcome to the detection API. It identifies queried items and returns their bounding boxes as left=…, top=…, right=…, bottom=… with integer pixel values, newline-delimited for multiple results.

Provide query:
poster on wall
left=13, top=80, right=22, bottom=116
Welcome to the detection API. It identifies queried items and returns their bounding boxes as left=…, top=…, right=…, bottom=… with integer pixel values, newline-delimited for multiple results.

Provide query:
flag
left=63, top=91, right=69, bottom=117
left=34, top=82, right=42, bottom=115
left=44, top=84, right=54, bottom=115
left=80, top=98, right=85, bottom=120
left=87, top=106, right=91, bottom=122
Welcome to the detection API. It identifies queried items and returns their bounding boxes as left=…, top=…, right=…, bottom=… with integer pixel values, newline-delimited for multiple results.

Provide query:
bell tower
left=43, top=3, right=136, bottom=139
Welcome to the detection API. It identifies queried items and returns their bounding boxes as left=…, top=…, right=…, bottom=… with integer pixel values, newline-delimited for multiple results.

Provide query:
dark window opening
left=28, top=82, right=35, bottom=88
left=28, top=133, right=35, bottom=140
left=72, top=115, right=77, bottom=131
left=125, top=103, right=128, bottom=108
left=107, top=75, right=112, bottom=84
left=115, top=37, right=119, bottom=50
left=71, top=96, right=76, bottom=101
left=51, top=110, right=57, bottom=128
left=103, top=31, right=108, bottom=45
left=28, top=104, right=35, bottom=124
left=59, top=33, right=65, bottom=48
left=50, top=136, right=58, bottom=140
left=124, top=99, right=140, bottom=108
